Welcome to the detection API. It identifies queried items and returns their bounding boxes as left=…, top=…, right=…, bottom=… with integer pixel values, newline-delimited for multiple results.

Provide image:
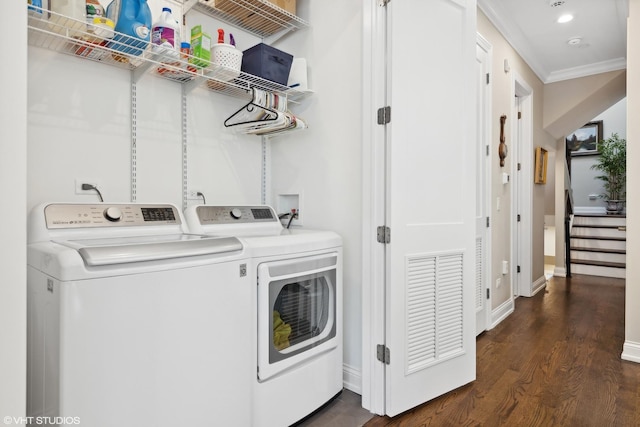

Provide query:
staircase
left=570, top=214, right=626, bottom=279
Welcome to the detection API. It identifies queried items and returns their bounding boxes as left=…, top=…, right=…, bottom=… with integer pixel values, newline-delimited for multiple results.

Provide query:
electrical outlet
left=187, top=190, right=202, bottom=200
left=75, top=179, right=99, bottom=195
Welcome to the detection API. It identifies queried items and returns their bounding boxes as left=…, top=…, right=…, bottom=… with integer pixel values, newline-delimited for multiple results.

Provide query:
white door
left=475, top=37, right=491, bottom=335
left=383, top=0, right=477, bottom=416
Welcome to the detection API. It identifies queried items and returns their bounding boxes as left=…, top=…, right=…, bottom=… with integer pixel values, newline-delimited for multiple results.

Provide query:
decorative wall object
left=499, top=115, right=508, bottom=167
left=566, top=120, right=602, bottom=156
left=534, top=147, right=548, bottom=184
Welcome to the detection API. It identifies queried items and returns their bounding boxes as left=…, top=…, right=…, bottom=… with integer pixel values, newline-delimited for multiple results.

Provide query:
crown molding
left=477, top=0, right=628, bottom=84
left=477, top=0, right=549, bottom=82
left=545, top=58, right=627, bottom=84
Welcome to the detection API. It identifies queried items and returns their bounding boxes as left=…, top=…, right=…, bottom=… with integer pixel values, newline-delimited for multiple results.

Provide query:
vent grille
left=406, top=252, right=464, bottom=373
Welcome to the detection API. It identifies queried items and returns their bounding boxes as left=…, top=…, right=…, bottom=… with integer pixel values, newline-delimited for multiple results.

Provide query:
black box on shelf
left=241, top=43, right=293, bottom=86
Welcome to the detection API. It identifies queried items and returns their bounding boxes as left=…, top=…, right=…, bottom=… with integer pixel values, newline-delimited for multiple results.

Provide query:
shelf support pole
left=130, top=75, right=138, bottom=202
left=182, top=85, right=189, bottom=211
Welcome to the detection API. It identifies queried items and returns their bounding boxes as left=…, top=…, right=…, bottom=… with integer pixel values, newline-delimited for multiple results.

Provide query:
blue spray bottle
left=106, top=0, right=152, bottom=58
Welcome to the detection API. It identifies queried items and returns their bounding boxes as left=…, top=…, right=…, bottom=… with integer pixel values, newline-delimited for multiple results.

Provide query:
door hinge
left=379, top=0, right=390, bottom=6
left=517, top=214, right=521, bottom=222
left=517, top=162, right=521, bottom=171
left=486, top=288, right=490, bottom=299
left=377, top=344, right=390, bottom=364
left=486, top=145, right=490, bottom=156
left=377, top=106, right=391, bottom=125
left=517, top=265, right=521, bottom=273
left=486, top=73, right=490, bottom=85
left=486, top=216, right=490, bottom=228
left=377, top=226, right=391, bottom=244
left=518, top=111, right=522, bottom=120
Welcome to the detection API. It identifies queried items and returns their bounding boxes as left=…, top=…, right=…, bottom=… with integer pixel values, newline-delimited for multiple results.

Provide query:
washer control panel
left=195, top=206, right=277, bottom=225
left=44, top=204, right=181, bottom=228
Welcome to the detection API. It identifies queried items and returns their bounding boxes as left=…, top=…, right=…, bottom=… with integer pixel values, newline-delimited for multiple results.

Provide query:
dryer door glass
left=269, top=270, right=336, bottom=363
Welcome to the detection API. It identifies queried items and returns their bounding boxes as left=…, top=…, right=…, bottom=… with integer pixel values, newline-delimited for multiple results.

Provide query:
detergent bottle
left=151, top=7, right=181, bottom=58
left=105, top=0, right=152, bottom=59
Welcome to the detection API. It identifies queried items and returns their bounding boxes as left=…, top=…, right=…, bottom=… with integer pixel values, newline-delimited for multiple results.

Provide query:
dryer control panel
left=44, top=204, right=182, bottom=228
left=195, top=206, right=278, bottom=224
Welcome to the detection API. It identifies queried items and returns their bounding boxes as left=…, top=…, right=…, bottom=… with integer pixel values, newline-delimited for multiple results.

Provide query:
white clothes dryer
left=27, top=203, right=253, bottom=427
left=184, top=205, right=343, bottom=427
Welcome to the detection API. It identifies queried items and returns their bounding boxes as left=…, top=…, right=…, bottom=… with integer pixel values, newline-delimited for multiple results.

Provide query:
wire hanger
left=224, top=88, right=283, bottom=129
left=223, top=88, right=306, bottom=135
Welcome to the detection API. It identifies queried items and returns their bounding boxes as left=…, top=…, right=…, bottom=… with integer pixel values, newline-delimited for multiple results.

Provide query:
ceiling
left=478, top=0, right=629, bottom=83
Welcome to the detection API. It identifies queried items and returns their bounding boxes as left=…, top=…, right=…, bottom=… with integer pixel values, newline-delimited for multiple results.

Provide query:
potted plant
left=591, top=133, right=627, bottom=214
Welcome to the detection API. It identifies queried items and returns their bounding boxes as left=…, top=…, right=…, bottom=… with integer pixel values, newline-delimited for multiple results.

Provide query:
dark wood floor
left=364, top=274, right=640, bottom=427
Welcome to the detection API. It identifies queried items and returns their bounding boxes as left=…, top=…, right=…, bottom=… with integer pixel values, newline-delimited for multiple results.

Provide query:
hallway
left=364, top=275, right=640, bottom=426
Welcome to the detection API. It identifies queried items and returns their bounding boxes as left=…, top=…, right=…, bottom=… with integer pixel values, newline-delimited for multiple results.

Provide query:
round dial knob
left=230, top=208, right=242, bottom=219
left=104, top=206, right=123, bottom=222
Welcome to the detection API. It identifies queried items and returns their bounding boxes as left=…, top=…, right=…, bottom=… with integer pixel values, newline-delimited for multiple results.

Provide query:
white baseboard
left=343, top=363, right=362, bottom=394
left=554, top=266, right=567, bottom=277
left=531, top=275, right=547, bottom=296
left=574, top=206, right=606, bottom=215
left=490, top=298, right=514, bottom=329
left=621, top=341, right=640, bottom=363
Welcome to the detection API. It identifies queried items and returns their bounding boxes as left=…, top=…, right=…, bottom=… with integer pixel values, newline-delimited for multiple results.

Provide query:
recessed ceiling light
left=567, top=37, right=582, bottom=45
left=558, top=14, right=574, bottom=23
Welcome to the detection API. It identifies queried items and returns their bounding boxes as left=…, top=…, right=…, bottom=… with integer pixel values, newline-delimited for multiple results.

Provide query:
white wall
left=27, top=1, right=365, bottom=391
left=623, top=0, right=640, bottom=363
left=0, top=1, right=27, bottom=419
left=570, top=98, right=627, bottom=213
left=268, top=1, right=364, bottom=390
left=28, top=3, right=265, bottom=210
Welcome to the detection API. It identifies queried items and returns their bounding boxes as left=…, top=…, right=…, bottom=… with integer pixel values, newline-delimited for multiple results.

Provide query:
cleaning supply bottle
left=49, top=0, right=86, bottom=35
left=105, top=0, right=152, bottom=58
left=151, top=7, right=180, bottom=58
left=28, top=0, right=43, bottom=16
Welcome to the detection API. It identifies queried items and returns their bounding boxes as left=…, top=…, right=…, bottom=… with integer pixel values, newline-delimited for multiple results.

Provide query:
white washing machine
left=184, top=205, right=343, bottom=427
left=27, top=203, right=253, bottom=427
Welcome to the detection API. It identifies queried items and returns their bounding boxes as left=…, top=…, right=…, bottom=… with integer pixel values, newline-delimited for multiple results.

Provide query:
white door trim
left=510, top=72, right=534, bottom=297
left=476, top=32, right=492, bottom=333
left=361, top=0, right=387, bottom=415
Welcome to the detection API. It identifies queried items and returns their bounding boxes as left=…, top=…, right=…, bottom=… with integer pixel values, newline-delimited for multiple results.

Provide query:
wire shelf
left=190, top=0, right=309, bottom=39
left=27, top=6, right=310, bottom=102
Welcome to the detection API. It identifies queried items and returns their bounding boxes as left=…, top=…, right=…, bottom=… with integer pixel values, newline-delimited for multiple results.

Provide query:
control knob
left=230, top=208, right=242, bottom=219
left=104, top=206, right=123, bottom=222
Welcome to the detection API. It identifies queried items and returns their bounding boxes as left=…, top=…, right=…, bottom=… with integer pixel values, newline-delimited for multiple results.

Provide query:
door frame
left=510, top=72, right=534, bottom=297
left=476, top=33, right=492, bottom=334
left=361, top=0, right=387, bottom=415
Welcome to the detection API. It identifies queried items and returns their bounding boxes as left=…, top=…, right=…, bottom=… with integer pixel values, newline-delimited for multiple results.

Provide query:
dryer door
left=257, top=252, right=339, bottom=381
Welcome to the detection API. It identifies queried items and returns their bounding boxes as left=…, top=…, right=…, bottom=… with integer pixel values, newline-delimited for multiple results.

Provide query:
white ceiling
left=478, top=0, right=629, bottom=83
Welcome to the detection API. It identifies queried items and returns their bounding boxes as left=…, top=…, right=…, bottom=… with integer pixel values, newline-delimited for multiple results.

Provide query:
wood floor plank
left=364, top=275, right=640, bottom=427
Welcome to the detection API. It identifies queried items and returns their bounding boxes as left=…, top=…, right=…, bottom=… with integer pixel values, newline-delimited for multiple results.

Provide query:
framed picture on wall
left=566, top=120, right=603, bottom=156
left=534, top=147, right=548, bottom=184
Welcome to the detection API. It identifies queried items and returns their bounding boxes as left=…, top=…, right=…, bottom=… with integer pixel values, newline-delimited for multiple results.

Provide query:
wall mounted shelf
left=27, top=7, right=310, bottom=102
left=183, top=0, right=309, bottom=40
